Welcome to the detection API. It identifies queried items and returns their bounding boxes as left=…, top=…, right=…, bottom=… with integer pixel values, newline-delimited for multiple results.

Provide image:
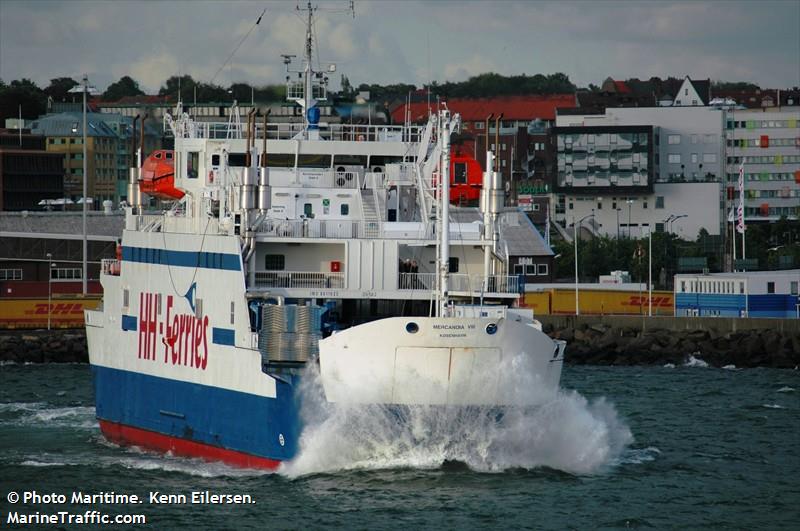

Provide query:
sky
left=1, top=0, right=798, bottom=94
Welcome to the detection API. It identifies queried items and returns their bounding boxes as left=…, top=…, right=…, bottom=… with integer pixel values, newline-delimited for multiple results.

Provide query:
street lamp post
left=574, top=213, right=594, bottom=316
left=69, top=75, right=97, bottom=295
left=672, top=214, right=688, bottom=235
left=626, top=199, right=634, bottom=238
left=46, top=253, right=53, bottom=330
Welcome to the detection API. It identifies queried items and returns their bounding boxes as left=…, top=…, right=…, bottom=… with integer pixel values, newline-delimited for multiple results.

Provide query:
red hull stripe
left=98, top=420, right=282, bottom=470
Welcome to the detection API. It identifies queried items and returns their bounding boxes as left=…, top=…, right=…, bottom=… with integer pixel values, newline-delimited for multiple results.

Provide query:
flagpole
left=732, top=213, right=737, bottom=270
left=737, top=159, right=746, bottom=270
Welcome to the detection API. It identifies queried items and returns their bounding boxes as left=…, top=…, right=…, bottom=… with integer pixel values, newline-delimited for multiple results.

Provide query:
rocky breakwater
left=547, top=322, right=800, bottom=368
left=0, top=330, right=88, bottom=363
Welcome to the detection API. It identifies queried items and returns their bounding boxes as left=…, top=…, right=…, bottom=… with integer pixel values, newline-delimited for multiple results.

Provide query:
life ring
left=208, top=170, right=214, bottom=183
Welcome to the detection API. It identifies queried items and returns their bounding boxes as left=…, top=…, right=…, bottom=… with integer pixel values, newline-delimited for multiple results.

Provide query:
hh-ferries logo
left=137, top=289, right=209, bottom=370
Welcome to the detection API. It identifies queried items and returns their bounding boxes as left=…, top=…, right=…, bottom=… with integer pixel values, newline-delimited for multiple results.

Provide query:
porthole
left=406, top=322, right=419, bottom=334
left=486, top=323, right=498, bottom=335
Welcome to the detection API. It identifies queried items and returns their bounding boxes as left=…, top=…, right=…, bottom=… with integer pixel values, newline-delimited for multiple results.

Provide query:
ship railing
left=136, top=214, right=164, bottom=232
left=398, top=272, right=435, bottom=290
left=191, top=121, right=422, bottom=143
left=253, top=271, right=345, bottom=289
left=398, top=273, right=520, bottom=295
left=256, top=218, right=458, bottom=241
left=101, top=259, right=120, bottom=276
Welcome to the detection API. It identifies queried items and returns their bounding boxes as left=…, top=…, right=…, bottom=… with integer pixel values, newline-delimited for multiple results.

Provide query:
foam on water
left=777, top=386, right=795, bottom=393
left=282, top=366, right=632, bottom=477
left=0, top=403, right=97, bottom=429
left=684, top=354, right=709, bottom=368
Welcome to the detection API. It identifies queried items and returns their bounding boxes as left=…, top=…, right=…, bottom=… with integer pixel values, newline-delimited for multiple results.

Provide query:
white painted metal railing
left=189, top=122, right=423, bottom=143
left=399, top=273, right=520, bottom=294
left=101, top=259, right=120, bottom=276
left=253, top=271, right=345, bottom=289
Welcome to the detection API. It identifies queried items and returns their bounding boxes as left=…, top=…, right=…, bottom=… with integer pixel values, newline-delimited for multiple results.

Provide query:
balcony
left=398, top=273, right=521, bottom=296
left=253, top=271, right=345, bottom=289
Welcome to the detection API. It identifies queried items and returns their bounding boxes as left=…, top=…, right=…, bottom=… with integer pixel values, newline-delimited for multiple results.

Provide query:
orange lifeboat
left=139, top=150, right=184, bottom=200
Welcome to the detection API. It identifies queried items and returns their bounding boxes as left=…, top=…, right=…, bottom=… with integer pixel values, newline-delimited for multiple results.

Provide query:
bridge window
left=264, top=255, right=285, bottom=271
left=187, top=151, right=199, bottom=179
left=340, top=204, right=349, bottom=216
left=767, top=282, right=775, bottom=294
left=454, top=162, right=467, bottom=184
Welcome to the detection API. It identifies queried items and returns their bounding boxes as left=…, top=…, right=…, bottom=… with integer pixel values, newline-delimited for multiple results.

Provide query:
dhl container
left=0, top=297, right=102, bottom=329
left=522, top=289, right=674, bottom=316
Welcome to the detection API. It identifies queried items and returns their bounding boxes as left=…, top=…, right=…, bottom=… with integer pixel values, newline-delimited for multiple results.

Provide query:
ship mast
left=284, top=1, right=349, bottom=139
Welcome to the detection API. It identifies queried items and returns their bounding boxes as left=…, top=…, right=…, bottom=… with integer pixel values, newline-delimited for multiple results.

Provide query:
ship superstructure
left=85, top=3, right=563, bottom=468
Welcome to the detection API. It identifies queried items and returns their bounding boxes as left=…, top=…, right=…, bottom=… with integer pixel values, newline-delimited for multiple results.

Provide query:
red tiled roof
left=613, top=80, right=632, bottom=94
left=390, top=94, right=576, bottom=124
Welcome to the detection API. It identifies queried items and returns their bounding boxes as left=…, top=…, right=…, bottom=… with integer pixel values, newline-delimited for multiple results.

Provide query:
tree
left=44, top=77, right=79, bottom=102
left=102, top=76, right=145, bottom=101
left=0, top=78, right=46, bottom=122
left=159, top=75, right=196, bottom=102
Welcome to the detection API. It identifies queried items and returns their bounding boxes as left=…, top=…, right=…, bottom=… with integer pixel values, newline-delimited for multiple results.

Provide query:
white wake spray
left=281, top=364, right=632, bottom=477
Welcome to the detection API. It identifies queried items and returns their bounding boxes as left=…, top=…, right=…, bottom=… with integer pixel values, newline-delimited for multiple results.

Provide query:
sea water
left=0, top=361, right=797, bottom=529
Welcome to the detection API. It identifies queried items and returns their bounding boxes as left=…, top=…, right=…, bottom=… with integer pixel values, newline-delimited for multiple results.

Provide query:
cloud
left=0, top=0, right=797, bottom=93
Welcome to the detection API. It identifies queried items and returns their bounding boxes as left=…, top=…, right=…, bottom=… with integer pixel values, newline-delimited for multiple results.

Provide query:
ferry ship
left=85, top=4, right=564, bottom=469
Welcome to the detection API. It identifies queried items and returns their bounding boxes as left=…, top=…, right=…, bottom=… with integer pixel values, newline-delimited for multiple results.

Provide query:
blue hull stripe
left=122, top=246, right=241, bottom=271
left=91, top=365, right=300, bottom=462
left=212, top=328, right=236, bottom=346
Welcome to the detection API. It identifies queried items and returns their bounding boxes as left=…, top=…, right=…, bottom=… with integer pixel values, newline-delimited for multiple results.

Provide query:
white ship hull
left=319, top=316, right=564, bottom=406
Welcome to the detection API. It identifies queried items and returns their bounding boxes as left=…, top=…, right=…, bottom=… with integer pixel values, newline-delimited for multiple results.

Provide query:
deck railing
left=191, top=122, right=423, bottom=143
left=253, top=271, right=345, bottom=289
left=101, top=259, right=120, bottom=276
left=398, top=273, right=520, bottom=294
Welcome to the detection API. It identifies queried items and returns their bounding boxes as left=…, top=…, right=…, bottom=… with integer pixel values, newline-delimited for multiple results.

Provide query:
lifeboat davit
left=139, top=150, right=184, bottom=200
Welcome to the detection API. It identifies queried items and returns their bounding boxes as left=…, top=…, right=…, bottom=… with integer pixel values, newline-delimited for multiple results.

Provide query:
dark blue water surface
left=1, top=362, right=798, bottom=529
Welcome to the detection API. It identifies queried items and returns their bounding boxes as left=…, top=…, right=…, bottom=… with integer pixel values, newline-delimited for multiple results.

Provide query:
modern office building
left=724, top=107, right=800, bottom=223
left=555, top=105, right=725, bottom=239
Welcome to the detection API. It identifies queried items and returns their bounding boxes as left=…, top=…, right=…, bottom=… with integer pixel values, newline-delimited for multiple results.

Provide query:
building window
left=475, top=122, right=484, bottom=129
left=537, top=264, right=548, bottom=276
left=52, top=268, right=82, bottom=280
left=668, top=135, right=681, bottom=145
left=448, top=257, right=459, bottom=273
left=791, top=281, right=798, bottom=295
left=264, top=255, right=285, bottom=271
left=668, top=154, right=681, bottom=164
left=0, top=269, right=22, bottom=280
left=304, top=203, right=313, bottom=217
left=767, top=281, right=775, bottom=294
left=656, top=196, right=664, bottom=209
left=691, top=153, right=698, bottom=164
left=703, top=153, right=717, bottom=163
left=525, top=264, right=536, bottom=275
left=514, top=264, right=524, bottom=275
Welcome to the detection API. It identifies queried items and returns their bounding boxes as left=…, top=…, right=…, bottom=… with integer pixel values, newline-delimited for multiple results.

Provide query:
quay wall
left=1, top=316, right=798, bottom=368
left=539, top=315, right=800, bottom=368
